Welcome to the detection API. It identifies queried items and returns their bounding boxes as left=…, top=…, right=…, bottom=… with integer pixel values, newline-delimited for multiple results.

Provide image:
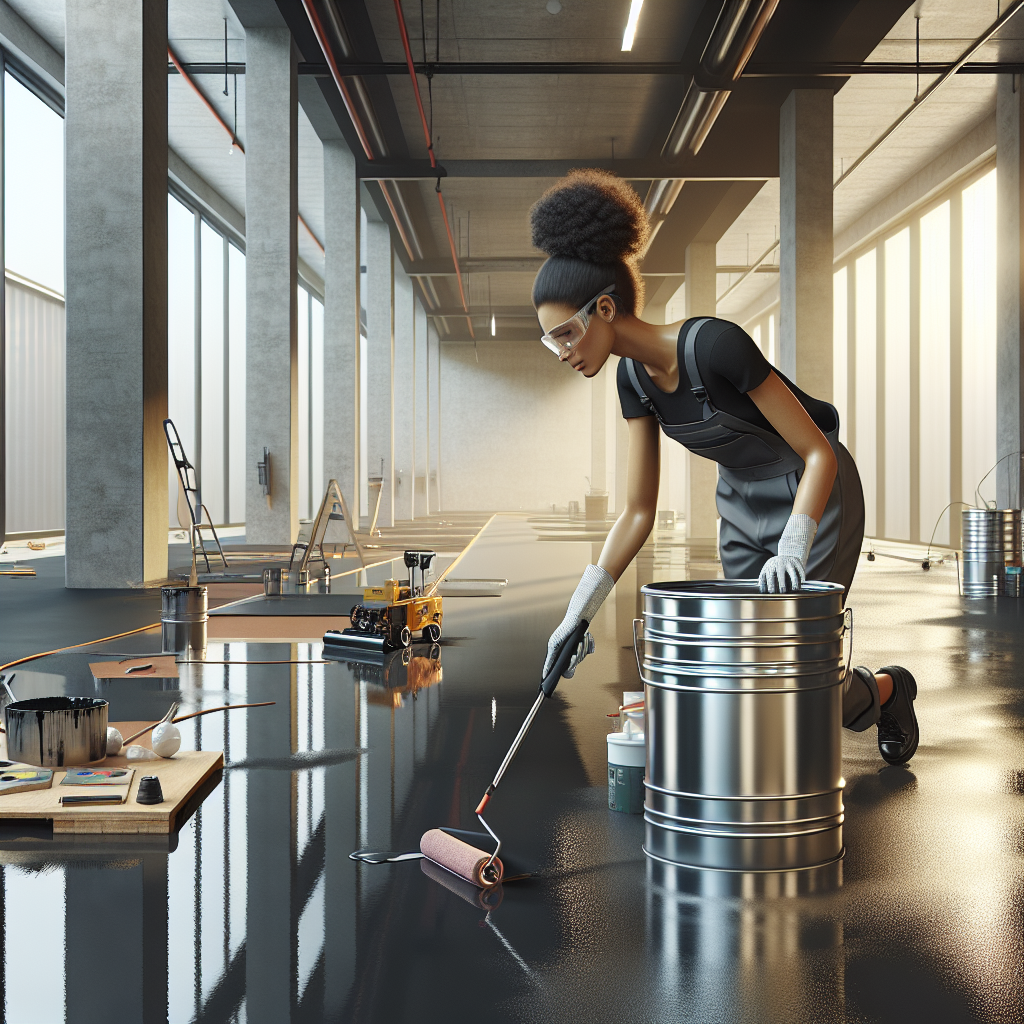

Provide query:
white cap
left=607, top=730, right=645, bottom=768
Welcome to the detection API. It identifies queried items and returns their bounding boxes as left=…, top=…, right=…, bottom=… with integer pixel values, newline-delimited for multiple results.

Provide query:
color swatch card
left=60, top=769, right=135, bottom=788
left=0, top=769, right=53, bottom=796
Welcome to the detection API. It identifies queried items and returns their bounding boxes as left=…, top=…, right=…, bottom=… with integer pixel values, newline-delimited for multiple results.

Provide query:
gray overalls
left=625, top=317, right=878, bottom=731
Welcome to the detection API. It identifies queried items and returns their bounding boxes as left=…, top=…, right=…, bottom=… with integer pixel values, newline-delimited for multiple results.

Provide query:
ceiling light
left=546, top=0, right=561, bottom=13
left=621, top=0, right=644, bottom=51
left=491, top=314, right=496, bottom=336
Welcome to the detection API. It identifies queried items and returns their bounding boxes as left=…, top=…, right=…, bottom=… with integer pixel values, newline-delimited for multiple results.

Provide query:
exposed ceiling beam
left=410, top=257, right=544, bottom=276
left=426, top=306, right=538, bottom=318
left=361, top=160, right=774, bottom=181
left=167, top=61, right=1024, bottom=77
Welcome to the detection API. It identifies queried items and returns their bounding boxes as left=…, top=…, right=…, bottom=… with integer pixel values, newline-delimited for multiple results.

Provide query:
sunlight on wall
left=884, top=228, right=911, bottom=540
left=920, top=200, right=951, bottom=545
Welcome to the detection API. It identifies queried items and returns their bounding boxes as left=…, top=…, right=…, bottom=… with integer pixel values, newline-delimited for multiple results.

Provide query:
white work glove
left=758, top=513, right=818, bottom=594
left=544, top=564, right=614, bottom=678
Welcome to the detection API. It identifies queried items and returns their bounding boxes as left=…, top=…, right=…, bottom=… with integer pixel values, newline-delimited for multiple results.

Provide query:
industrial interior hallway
left=0, top=514, right=1019, bottom=1024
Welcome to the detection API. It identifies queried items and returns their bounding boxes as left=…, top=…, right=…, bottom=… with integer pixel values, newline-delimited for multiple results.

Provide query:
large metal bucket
left=961, top=508, right=1022, bottom=597
left=636, top=580, right=847, bottom=874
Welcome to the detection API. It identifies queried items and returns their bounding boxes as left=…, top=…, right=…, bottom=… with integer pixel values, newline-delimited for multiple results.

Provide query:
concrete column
left=779, top=89, right=833, bottom=401
left=684, top=242, right=719, bottom=541
left=414, top=301, right=429, bottom=516
left=997, top=75, right=1024, bottom=507
left=245, top=29, right=298, bottom=545
left=429, top=324, right=441, bottom=511
left=323, top=140, right=360, bottom=527
left=393, top=268, right=415, bottom=521
left=65, top=0, right=167, bottom=587
left=365, top=219, right=395, bottom=528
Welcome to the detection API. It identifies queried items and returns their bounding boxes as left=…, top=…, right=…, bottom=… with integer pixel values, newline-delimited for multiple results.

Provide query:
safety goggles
left=540, top=285, right=617, bottom=357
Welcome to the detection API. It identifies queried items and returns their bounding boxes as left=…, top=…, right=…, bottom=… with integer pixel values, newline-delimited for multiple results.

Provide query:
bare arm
left=597, top=415, right=660, bottom=581
left=748, top=371, right=837, bottom=523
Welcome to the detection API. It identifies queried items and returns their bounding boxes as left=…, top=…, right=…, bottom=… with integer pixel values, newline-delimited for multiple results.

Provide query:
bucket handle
left=842, top=607, right=854, bottom=679
left=632, top=618, right=644, bottom=679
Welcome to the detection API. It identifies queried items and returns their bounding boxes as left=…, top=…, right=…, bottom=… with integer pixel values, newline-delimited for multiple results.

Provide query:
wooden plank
left=89, top=655, right=180, bottom=679
left=0, top=722, right=222, bottom=834
left=207, top=615, right=349, bottom=641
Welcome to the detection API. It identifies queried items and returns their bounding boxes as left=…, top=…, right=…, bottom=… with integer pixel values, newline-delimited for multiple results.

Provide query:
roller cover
left=420, top=828, right=504, bottom=887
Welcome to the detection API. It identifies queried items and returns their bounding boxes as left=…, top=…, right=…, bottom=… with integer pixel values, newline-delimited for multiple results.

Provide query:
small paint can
left=161, top=586, right=208, bottom=657
left=607, top=728, right=645, bottom=814
left=1004, top=565, right=1022, bottom=598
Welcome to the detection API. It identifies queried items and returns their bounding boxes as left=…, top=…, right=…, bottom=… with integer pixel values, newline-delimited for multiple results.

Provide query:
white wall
left=5, top=277, right=65, bottom=532
left=439, top=340, right=594, bottom=511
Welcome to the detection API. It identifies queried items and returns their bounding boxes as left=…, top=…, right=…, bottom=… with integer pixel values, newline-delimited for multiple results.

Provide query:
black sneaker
left=876, top=665, right=919, bottom=765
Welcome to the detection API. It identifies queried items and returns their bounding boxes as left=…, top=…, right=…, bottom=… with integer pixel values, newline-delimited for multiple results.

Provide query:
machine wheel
left=399, top=626, right=412, bottom=647
left=424, top=622, right=441, bottom=643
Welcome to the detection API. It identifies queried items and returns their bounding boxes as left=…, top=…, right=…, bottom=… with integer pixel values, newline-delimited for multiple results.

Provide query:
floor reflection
left=0, top=515, right=1021, bottom=1022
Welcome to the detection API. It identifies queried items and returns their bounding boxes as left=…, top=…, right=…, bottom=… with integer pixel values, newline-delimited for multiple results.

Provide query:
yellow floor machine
left=323, top=550, right=442, bottom=656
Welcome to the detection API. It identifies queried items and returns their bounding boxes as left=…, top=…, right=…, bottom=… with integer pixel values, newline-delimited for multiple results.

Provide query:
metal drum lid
left=640, top=580, right=845, bottom=627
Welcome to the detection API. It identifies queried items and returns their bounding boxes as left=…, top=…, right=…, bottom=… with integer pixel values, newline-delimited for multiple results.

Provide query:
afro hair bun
left=530, top=169, right=649, bottom=266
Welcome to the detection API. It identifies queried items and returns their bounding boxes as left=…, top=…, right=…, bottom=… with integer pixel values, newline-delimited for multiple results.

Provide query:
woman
left=534, top=170, right=918, bottom=765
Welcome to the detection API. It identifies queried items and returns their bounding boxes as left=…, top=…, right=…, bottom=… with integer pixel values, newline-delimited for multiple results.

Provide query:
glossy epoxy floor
left=0, top=515, right=1022, bottom=1024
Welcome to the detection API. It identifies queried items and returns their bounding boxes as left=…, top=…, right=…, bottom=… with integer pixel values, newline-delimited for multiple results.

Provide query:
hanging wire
left=973, top=450, right=1023, bottom=509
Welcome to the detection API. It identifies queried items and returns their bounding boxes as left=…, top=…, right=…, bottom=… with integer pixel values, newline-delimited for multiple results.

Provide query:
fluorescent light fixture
left=490, top=314, right=496, bottom=336
left=621, top=0, right=644, bottom=51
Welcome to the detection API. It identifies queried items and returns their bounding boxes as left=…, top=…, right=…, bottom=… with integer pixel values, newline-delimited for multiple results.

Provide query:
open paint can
left=5, top=696, right=108, bottom=767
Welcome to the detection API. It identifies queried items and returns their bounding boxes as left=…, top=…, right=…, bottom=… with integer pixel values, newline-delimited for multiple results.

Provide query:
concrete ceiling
left=10, top=0, right=1024, bottom=335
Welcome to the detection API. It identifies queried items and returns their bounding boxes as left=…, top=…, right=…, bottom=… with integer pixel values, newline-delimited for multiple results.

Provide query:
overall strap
left=682, top=317, right=714, bottom=409
left=624, top=357, right=652, bottom=410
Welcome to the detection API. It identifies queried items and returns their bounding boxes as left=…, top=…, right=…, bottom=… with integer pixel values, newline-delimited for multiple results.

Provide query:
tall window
left=297, top=282, right=325, bottom=520
left=3, top=71, right=65, bottom=534
left=962, top=171, right=997, bottom=507
left=884, top=228, right=911, bottom=540
left=919, top=201, right=951, bottom=544
left=833, top=266, right=848, bottom=448
left=167, top=195, right=246, bottom=528
left=832, top=167, right=996, bottom=545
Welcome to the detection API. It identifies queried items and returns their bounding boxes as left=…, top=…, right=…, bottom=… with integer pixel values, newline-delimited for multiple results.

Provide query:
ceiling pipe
left=643, top=178, right=684, bottom=249
left=834, top=0, right=1024, bottom=188
left=298, top=214, right=324, bottom=254
left=171, top=59, right=1024, bottom=78
left=300, top=0, right=419, bottom=261
left=392, top=0, right=474, bottom=334
left=168, top=46, right=244, bottom=153
left=662, top=0, right=780, bottom=159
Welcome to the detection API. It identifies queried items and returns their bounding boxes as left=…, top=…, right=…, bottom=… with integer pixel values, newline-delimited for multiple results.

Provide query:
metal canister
left=961, top=509, right=1022, bottom=597
left=5, top=696, right=108, bottom=767
left=637, top=580, right=847, bottom=875
left=161, top=585, right=208, bottom=656
left=1005, top=565, right=1023, bottom=598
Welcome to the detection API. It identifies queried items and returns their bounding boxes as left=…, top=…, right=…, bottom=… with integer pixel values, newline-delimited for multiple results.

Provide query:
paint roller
left=419, top=620, right=592, bottom=888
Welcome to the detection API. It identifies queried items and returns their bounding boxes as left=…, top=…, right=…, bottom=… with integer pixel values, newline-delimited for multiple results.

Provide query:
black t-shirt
left=615, top=317, right=834, bottom=436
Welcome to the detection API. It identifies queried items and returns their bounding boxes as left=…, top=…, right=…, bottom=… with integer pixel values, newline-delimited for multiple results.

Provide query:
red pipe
left=392, top=0, right=472, bottom=333
left=300, top=0, right=374, bottom=160
left=168, top=46, right=243, bottom=154
left=393, top=0, right=435, bottom=167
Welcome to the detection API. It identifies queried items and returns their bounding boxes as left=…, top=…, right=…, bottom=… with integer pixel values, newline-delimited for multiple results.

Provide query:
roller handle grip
left=539, top=619, right=590, bottom=698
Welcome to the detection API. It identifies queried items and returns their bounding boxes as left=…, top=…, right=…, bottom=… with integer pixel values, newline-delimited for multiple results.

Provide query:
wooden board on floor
left=0, top=723, right=222, bottom=834
left=89, top=655, right=179, bottom=679
left=207, top=615, right=350, bottom=641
